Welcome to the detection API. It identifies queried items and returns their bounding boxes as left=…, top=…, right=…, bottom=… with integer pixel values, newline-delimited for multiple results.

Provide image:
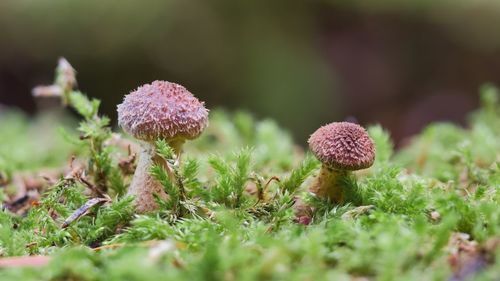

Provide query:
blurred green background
left=1, top=0, right=500, bottom=144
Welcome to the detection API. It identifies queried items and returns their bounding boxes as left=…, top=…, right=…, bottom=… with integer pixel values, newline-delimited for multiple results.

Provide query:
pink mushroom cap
left=117, top=80, right=209, bottom=142
left=308, top=122, right=375, bottom=170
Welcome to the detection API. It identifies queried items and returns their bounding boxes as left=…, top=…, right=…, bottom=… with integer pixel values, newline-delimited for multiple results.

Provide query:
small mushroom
left=117, top=80, right=209, bottom=213
left=307, top=122, right=375, bottom=203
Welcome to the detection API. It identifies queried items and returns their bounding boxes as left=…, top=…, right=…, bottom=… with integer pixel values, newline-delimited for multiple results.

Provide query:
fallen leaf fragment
left=0, top=256, right=50, bottom=268
left=62, top=197, right=110, bottom=228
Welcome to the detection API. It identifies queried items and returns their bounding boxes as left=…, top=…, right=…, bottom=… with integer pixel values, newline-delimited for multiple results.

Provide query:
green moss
left=1, top=79, right=499, bottom=280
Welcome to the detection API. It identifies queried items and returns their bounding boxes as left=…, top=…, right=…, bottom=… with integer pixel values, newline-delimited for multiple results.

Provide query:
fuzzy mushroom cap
left=117, top=81, right=209, bottom=142
left=308, top=122, right=375, bottom=170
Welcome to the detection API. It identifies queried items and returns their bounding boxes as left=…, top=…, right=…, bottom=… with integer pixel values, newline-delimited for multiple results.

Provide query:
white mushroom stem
left=309, top=165, right=350, bottom=203
left=127, top=142, right=169, bottom=213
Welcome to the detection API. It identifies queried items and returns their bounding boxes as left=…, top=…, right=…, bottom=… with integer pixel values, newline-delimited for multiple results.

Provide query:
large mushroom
left=308, top=122, right=375, bottom=203
left=117, top=80, right=209, bottom=213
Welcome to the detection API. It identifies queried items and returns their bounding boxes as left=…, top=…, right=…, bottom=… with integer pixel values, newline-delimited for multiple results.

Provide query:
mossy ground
left=0, top=77, right=499, bottom=280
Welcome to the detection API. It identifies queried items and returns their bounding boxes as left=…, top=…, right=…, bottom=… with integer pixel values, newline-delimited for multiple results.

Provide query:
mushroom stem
left=309, top=165, right=349, bottom=203
left=168, top=139, right=185, bottom=161
left=127, top=142, right=169, bottom=213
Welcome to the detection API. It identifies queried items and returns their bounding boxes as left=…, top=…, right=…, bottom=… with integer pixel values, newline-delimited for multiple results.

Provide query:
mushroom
left=117, top=80, right=209, bottom=213
left=307, top=122, right=375, bottom=203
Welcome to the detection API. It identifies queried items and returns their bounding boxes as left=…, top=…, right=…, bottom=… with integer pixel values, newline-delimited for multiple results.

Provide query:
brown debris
left=32, top=85, right=63, bottom=98
left=292, top=196, right=313, bottom=225
left=244, top=181, right=258, bottom=196
left=0, top=256, right=50, bottom=268
left=104, top=133, right=141, bottom=155
left=2, top=173, right=47, bottom=215
left=118, top=145, right=137, bottom=175
left=61, top=197, right=111, bottom=228
left=447, top=233, right=499, bottom=281
left=1, top=156, right=89, bottom=215
left=429, top=211, right=441, bottom=223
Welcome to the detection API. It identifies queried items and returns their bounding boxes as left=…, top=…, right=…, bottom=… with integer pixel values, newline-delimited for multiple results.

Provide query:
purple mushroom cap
left=117, top=80, right=209, bottom=142
left=308, top=122, right=375, bottom=170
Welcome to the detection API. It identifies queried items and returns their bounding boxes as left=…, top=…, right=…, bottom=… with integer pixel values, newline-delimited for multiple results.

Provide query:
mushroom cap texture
left=117, top=80, right=209, bottom=142
left=308, top=122, right=375, bottom=170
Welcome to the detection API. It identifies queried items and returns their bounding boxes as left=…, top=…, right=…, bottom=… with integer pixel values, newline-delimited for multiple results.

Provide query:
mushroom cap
left=117, top=80, right=209, bottom=142
left=308, top=122, right=375, bottom=170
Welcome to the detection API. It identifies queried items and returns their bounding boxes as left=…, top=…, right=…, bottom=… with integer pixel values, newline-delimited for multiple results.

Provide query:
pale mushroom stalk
left=127, top=142, right=169, bottom=213
left=307, top=122, right=375, bottom=204
left=309, top=166, right=349, bottom=203
left=167, top=138, right=185, bottom=161
left=117, top=81, right=209, bottom=213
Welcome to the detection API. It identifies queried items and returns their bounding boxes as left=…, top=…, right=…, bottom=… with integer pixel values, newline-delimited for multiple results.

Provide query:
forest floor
left=0, top=64, right=499, bottom=281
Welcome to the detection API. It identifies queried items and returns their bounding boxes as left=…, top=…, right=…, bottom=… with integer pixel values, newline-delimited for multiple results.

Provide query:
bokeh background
left=2, top=0, right=500, bottom=145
